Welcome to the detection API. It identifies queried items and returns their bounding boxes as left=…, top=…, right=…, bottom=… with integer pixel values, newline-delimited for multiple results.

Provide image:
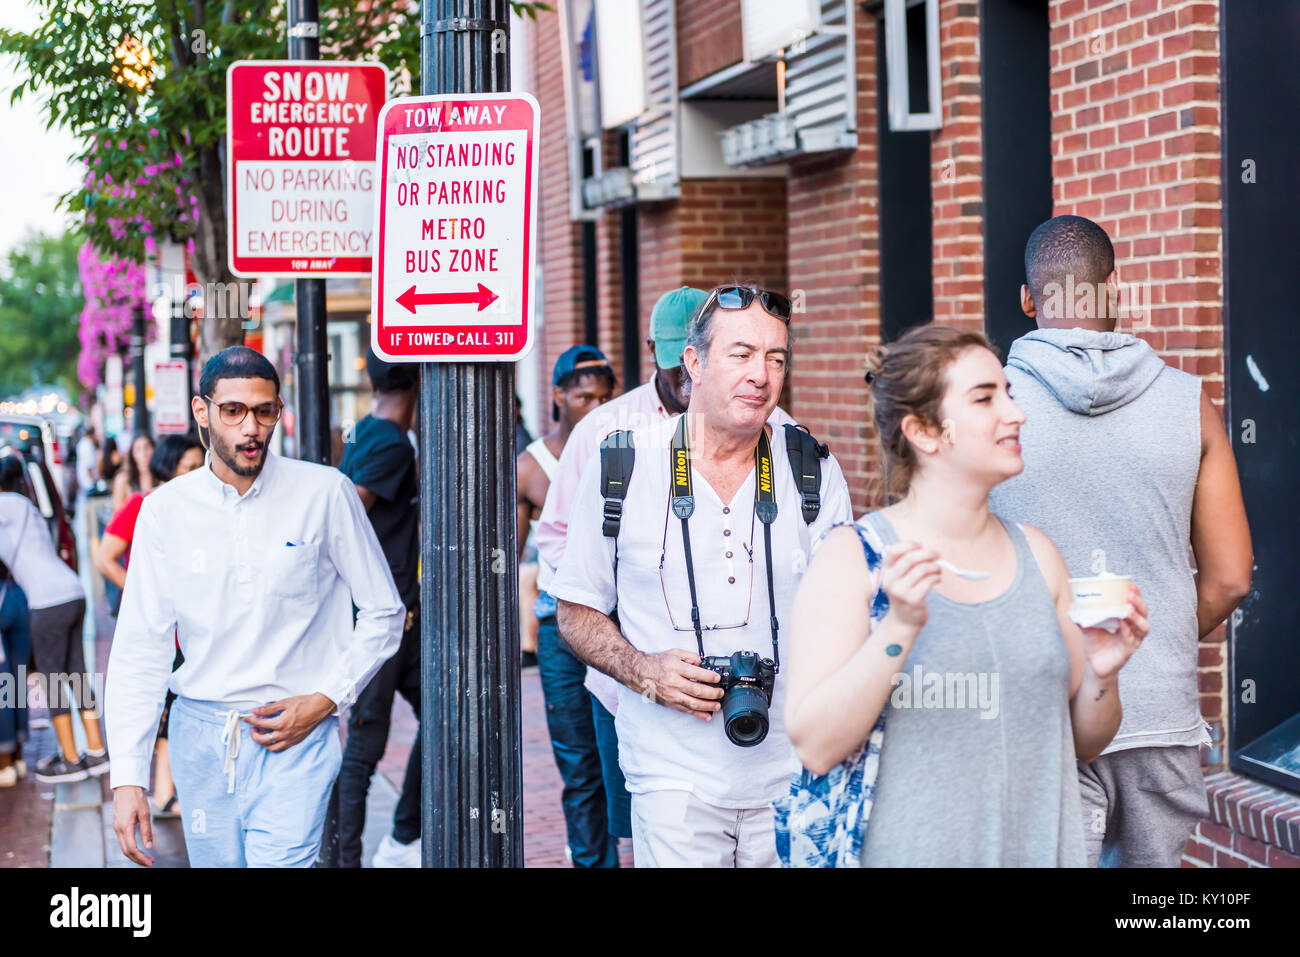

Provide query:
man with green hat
left=535, top=285, right=793, bottom=862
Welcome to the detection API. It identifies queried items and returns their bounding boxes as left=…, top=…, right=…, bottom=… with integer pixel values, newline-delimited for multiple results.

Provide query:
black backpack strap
left=599, top=430, right=635, bottom=537
left=783, top=423, right=829, bottom=525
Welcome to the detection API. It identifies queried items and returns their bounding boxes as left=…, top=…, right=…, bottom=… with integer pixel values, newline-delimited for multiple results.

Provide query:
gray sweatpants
left=1077, top=745, right=1209, bottom=868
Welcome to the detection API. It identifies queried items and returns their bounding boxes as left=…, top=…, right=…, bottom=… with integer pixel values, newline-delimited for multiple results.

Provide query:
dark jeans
left=591, top=695, right=633, bottom=839
left=336, top=612, right=422, bottom=867
left=0, top=583, right=31, bottom=754
left=537, top=616, right=618, bottom=867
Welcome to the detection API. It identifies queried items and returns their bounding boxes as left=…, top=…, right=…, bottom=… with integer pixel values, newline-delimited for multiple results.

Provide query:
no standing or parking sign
left=371, top=92, right=539, bottom=362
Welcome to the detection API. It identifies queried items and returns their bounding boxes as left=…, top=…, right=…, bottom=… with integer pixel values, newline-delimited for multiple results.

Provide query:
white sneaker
left=0, top=766, right=16, bottom=788
left=371, top=833, right=421, bottom=868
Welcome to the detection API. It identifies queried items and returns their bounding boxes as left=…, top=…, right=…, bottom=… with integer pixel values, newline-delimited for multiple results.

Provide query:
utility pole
left=421, top=0, right=524, bottom=867
left=287, top=0, right=338, bottom=867
left=288, top=0, right=331, bottom=468
left=130, top=305, right=150, bottom=436
left=170, top=295, right=192, bottom=409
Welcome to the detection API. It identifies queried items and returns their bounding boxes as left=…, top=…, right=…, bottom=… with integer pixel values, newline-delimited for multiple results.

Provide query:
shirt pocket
left=268, top=541, right=321, bottom=602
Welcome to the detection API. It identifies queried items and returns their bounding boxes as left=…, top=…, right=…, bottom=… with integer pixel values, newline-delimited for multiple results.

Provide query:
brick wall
left=931, top=0, right=986, bottom=334
left=1183, top=773, right=1300, bottom=868
left=1049, top=0, right=1227, bottom=768
left=785, top=19, right=880, bottom=511
left=529, top=12, right=584, bottom=421
left=676, top=0, right=744, bottom=89
left=633, top=180, right=788, bottom=385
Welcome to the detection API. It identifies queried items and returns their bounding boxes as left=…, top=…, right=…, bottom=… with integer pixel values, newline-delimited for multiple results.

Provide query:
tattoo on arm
left=1094, top=688, right=1106, bottom=702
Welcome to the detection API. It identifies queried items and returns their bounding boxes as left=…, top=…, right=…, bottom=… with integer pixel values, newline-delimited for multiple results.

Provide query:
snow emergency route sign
left=226, top=60, right=388, bottom=277
left=372, top=92, right=539, bottom=362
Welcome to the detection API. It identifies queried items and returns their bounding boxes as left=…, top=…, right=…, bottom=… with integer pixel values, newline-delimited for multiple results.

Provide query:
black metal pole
left=289, top=0, right=331, bottom=468
left=130, top=305, right=150, bottom=436
left=421, top=0, right=523, bottom=868
left=169, top=297, right=192, bottom=404
left=288, top=0, right=339, bottom=868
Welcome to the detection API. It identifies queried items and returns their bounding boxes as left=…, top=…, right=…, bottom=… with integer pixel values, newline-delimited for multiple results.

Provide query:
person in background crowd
left=74, top=427, right=99, bottom=518
left=106, top=346, right=403, bottom=867
left=787, top=324, right=1149, bottom=866
left=514, top=393, right=532, bottom=460
left=95, top=434, right=203, bottom=817
left=0, top=455, right=109, bottom=785
left=0, top=563, right=30, bottom=788
left=552, top=284, right=850, bottom=867
left=535, top=287, right=710, bottom=864
left=335, top=349, right=424, bottom=869
left=518, top=351, right=616, bottom=669
left=111, top=433, right=155, bottom=513
left=516, top=345, right=615, bottom=861
left=989, top=216, right=1253, bottom=867
left=98, top=436, right=122, bottom=493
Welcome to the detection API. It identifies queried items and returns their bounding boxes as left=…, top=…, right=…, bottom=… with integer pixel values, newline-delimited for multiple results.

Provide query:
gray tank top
left=858, top=510, right=1086, bottom=867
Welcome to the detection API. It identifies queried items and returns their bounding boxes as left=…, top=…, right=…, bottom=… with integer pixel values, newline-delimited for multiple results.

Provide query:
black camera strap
left=669, top=415, right=780, bottom=672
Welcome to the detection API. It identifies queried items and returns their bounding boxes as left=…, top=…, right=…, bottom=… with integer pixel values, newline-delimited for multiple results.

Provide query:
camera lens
left=721, top=684, right=769, bottom=747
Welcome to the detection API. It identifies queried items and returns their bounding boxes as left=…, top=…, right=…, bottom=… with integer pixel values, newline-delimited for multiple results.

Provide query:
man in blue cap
left=517, top=343, right=616, bottom=865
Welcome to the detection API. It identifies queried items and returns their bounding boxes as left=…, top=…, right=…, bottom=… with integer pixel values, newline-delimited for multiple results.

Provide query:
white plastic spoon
left=937, top=559, right=989, bottom=581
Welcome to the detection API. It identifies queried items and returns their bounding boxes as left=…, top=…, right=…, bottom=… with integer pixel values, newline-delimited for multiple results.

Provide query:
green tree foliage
left=0, top=231, right=85, bottom=398
left=0, top=1, right=549, bottom=362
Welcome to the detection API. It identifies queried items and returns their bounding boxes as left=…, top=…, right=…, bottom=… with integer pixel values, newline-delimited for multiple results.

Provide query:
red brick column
left=785, top=19, right=880, bottom=511
left=529, top=12, right=584, bottom=417
left=931, top=0, right=985, bottom=334
left=1049, top=0, right=1226, bottom=766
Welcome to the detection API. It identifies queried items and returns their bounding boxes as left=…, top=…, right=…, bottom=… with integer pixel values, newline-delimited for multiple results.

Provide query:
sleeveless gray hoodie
left=989, top=328, right=1210, bottom=754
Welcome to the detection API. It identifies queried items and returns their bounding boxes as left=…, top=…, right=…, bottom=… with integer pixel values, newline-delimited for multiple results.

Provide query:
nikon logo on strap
left=673, top=449, right=690, bottom=489
left=758, top=455, right=773, bottom=495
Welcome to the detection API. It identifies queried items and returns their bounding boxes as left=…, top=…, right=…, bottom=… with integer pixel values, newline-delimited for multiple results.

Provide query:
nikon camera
left=698, top=650, right=776, bottom=747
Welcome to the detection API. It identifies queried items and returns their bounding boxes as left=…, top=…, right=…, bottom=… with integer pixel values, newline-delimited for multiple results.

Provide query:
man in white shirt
left=106, top=346, right=404, bottom=868
left=551, top=285, right=854, bottom=867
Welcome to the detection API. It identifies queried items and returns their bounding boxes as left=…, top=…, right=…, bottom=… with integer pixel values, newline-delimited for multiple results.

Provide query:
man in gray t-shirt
left=989, top=216, right=1253, bottom=867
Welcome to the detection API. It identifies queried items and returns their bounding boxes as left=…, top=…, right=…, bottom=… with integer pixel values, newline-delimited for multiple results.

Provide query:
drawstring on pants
left=217, top=709, right=253, bottom=794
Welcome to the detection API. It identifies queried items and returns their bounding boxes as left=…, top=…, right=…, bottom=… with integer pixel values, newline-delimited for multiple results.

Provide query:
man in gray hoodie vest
left=990, top=215, right=1253, bottom=867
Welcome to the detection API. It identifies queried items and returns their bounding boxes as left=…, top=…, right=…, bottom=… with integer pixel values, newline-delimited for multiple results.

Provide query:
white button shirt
left=105, top=450, right=404, bottom=789
left=536, top=377, right=793, bottom=714
left=549, top=414, right=853, bottom=808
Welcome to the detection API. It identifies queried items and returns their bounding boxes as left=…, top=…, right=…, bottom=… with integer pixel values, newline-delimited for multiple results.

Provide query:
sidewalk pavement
left=15, top=594, right=631, bottom=868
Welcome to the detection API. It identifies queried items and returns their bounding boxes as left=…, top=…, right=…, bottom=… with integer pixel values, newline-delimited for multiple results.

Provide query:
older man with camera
left=551, top=284, right=853, bottom=867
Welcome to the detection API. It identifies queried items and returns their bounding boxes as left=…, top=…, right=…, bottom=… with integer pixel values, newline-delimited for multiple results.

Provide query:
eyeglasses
left=203, top=396, right=282, bottom=428
left=700, top=286, right=793, bottom=323
left=658, top=495, right=757, bottom=633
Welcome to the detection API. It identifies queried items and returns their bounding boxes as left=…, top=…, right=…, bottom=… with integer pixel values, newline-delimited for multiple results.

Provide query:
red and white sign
left=153, top=360, right=191, bottom=434
left=226, top=60, right=388, bottom=277
left=371, top=92, right=539, bottom=362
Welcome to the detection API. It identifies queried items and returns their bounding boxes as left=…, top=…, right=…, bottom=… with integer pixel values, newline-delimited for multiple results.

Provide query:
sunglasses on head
left=702, top=286, right=792, bottom=322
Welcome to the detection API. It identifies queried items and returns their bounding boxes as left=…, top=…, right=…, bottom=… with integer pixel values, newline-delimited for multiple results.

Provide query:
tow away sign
left=372, top=92, right=539, bottom=362
left=227, top=61, right=387, bottom=277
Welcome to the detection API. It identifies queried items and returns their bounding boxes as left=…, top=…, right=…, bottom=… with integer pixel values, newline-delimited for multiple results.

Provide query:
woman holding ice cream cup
left=783, top=324, right=1148, bottom=866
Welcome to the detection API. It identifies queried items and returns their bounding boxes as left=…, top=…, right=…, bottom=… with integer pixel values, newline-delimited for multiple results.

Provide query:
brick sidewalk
left=7, top=591, right=632, bottom=867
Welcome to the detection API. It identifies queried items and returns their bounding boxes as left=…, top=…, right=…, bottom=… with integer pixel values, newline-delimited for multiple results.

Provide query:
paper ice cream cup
left=1068, top=573, right=1132, bottom=609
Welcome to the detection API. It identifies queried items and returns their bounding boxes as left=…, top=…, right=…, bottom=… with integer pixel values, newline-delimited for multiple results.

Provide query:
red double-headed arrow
left=396, top=283, right=499, bottom=314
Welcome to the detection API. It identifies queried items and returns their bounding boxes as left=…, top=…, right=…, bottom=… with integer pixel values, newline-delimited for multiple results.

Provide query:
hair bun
left=863, top=346, right=886, bottom=385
